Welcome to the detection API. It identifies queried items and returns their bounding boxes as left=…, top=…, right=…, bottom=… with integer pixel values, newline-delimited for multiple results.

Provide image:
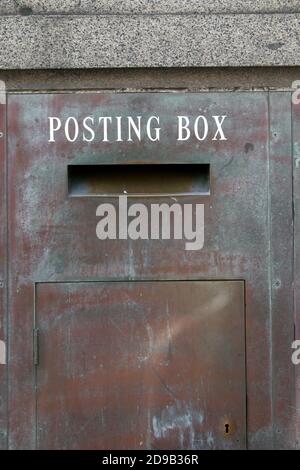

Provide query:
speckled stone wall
left=0, top=1, right=300, bottom=69
left=0, top=1, right=300, bottom=15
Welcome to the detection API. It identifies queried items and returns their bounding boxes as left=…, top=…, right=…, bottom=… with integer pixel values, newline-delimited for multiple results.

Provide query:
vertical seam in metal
left=5, top=90, right=9, bottom=450
left=267, top=91, right=274, bottom=448
left=34, top=282, right=38, bottom=449
left=243, top=280, right=248, bottom=449
left=291, top=92, right=297, bottom=448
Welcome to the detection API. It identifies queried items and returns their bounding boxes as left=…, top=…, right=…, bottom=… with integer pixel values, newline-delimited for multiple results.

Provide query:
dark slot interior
left=68, top=163, right=210, bottom=197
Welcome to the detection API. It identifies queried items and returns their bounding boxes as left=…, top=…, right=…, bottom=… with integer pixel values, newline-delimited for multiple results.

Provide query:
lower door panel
left=35, top=280, right=246, bottom=449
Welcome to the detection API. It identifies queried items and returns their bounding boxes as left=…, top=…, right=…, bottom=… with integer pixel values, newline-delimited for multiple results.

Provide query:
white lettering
left=194, top=115, right=208, bottom=141
left=177, top=116, right=190, bottom=141
left=98, top=117, right=112, bottom=142
left=147, top=116, right=160, bottom=141
left=83, top=116, right=95, bottom=142
left=212, top=115, right=227, bottom=141
left=128, top=116, right=142, bottom=141
left=48, top=117, right=61, bottom=142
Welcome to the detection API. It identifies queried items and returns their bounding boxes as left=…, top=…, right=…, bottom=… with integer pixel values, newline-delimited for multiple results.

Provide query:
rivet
left=274, top=279, right=281, bottom=289
left=0, top=132, right=3, bottom=138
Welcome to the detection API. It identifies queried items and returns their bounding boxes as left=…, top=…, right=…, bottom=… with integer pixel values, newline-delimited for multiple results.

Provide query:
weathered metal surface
left=0, top=84, right=7, bottom=450
left=269, top=92, right=295, bottom=449
left=292, top=96, right=300, bottom=448
left=5, top=91, right=295, bottom=449
left=35, top=281, right=245, bottom=450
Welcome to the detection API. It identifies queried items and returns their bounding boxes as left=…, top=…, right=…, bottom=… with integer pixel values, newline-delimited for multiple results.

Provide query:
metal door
left=35, top=281, right=245, bottom=450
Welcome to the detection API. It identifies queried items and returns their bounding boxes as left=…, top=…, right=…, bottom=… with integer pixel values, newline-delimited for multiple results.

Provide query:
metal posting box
left=0, top=92, right=297, bottom=449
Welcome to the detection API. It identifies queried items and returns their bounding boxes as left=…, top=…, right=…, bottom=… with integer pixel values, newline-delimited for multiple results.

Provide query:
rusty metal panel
left=7, top=92, right=269, bottom=449
left=292, top=95, right=300, bottom=447
left=269, top=92, right=295, bottom=448
left=5, top=91, right=295, bottom=449
left=0, top=83, right=7, bottom=450
left=35, top=280, right=246, bottom=450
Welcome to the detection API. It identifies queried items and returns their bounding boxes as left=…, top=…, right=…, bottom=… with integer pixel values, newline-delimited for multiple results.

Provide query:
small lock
left=220, top=417, right=236, bottom=437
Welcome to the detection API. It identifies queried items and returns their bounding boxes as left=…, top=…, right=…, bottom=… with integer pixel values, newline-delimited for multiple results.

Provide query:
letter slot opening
left=68, top=163, right=210, bottom=197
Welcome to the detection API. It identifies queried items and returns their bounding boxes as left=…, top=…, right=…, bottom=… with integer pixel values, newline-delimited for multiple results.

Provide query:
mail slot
left=68, top=163, right=210, bottom=197
left=3, top=91, right=295, bottom=450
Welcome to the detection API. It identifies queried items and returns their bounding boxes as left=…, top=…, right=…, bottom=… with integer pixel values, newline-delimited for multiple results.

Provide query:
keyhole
left=225, top=423, right=230, bottom=434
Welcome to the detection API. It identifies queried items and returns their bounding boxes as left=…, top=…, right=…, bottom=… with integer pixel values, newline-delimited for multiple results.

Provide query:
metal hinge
left=33, top=328, right=39, bottom=366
